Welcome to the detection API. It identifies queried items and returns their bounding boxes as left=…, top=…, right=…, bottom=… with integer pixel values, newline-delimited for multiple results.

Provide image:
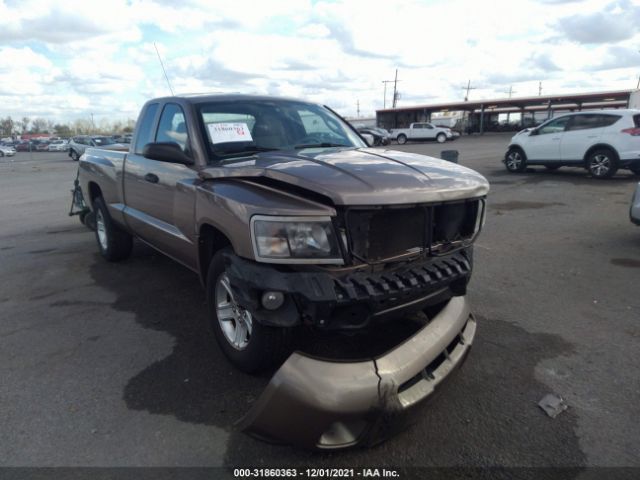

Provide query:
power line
left=382, top=69, right=401, bottom=109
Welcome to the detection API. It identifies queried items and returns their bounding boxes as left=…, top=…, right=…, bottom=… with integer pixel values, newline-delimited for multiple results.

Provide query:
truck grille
left=343, top=199, right=484, bottom=262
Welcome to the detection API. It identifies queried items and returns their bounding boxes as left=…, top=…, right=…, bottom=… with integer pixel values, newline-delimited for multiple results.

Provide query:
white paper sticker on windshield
left=207, top=123, right=253, bottom=143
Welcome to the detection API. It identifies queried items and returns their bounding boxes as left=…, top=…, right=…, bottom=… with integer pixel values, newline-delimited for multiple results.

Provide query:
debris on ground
left=538, top=393, right=568, bottom=418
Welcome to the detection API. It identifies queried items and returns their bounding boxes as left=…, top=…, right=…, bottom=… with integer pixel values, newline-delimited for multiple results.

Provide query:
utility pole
left=538, top=81, right=543, bottom=96
left=506, top=86, right=516, bottom=124
left=91, top=113, right=95, bottom=134
left=382, top=70, right=401, bottom=109
left=462, top=79, right=476, bottom=101
left=392, top=69, right=399, bottom=108
left=636, top=75, right=639, bottom=90
left=356, top=100, right=360, bottom=118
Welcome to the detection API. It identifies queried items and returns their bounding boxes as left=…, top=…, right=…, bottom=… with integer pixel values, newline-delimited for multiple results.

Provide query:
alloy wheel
left=506, top=151, right=522, bottom=171
left=215, top=273, right=253, bottom=350
left=96, top=210, right=108, bottom=250
left=590, top=154, right=610, bottom=177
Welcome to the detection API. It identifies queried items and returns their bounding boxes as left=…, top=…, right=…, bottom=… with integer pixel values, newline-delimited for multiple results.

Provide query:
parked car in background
left=15, top=142, right=31, bottom=152
left=504, top=109, right=640, bottom=179
left=0, top=145, right=16, bottom=157
left=35, top=142, right=50, bottom=152
left=631, top=183, right=640, bottom=225
left=390, top=122, right=455, bottom=144
left=68, top=135, right=126, bottom=161
left=47, top=140, right=69, bottom=152
left=357, top=127, right=390, bottom=146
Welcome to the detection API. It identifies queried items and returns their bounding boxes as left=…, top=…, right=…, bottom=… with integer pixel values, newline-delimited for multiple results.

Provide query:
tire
left=93, top=196, right=133, bottom=261
left=70, top=149, right=80, bottom=161
left=397, top=134, right=407, bottom=145
left=505, top=147, right=527, bottom=173
left=544, top=165, right=561, bottom=171
left=206, top=247, right=293, bottom=373
left=436, top=133, right=447, bottom=143
left=586, top=148, right=617, bottom=179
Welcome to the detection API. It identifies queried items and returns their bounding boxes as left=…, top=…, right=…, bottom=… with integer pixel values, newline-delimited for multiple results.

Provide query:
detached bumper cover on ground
left=238, top=296, right=476, bottom=450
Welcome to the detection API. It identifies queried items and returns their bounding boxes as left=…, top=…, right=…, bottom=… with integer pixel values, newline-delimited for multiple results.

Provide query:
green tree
left=0, top=116, right=14, bottom=136
left=54, top=124, right=72, bottom=137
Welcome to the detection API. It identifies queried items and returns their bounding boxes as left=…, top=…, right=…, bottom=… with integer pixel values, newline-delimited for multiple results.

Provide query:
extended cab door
left=123, top=102, right=200, bottom=270
left=524, top=116, right=570, bottom=161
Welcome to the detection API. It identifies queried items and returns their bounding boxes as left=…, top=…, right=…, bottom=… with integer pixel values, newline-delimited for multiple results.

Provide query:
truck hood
left=200, top=147, right=489, bottom=206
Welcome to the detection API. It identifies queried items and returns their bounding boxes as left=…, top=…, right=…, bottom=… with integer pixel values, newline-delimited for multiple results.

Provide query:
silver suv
left=504, top=109, right=640, bottom=178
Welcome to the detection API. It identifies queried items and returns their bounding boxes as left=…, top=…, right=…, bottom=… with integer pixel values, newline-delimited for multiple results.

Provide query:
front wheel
left=70, top=149, right=80, bottom=161
left=505, top=147, right=527, bottom=173
left=436, top=133, right=447, bottom=143
left=206, top=248, right=293, bottom=373
left=93, top=196, right=133, bottom=261
left=397, top=134, right=407, bottom=145
left=587, top=149, right=617, bottom=179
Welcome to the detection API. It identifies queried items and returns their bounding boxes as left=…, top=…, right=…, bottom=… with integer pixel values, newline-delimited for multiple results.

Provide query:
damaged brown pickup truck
left=74, top=94, right=488, bottom=449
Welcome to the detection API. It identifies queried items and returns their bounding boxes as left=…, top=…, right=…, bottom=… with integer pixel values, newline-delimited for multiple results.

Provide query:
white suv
left=504, top=109, right=640, bottom=179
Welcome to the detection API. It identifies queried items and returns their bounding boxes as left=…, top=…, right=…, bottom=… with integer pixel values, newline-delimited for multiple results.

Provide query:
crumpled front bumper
left=238, top=295, right=476, bottom=450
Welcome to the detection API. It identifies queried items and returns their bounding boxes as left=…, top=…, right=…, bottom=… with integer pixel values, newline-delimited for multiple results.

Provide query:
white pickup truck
left=390, top=122, right=455, bottom=144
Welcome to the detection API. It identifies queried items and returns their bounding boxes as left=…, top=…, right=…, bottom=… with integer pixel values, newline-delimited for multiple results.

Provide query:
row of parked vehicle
left=0, top=134, right=132, bottom=159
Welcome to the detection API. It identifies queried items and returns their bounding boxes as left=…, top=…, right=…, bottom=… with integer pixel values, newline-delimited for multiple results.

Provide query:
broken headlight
left=251, top=216, right=343, bottom=264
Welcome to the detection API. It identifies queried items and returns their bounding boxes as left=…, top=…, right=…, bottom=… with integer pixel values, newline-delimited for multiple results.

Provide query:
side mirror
left=529, top=129, right=538, bottom=136
left=142, top=142, right=194, bottom=165
left=361, top=133, right=374, bottom=146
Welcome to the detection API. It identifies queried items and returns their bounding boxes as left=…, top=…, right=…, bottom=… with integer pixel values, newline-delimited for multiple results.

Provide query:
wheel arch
left=87, top=182, right=102, bottom=207
left=198, top=223, right=233, bottom=286
left=583, top=143, right=619, bottom=164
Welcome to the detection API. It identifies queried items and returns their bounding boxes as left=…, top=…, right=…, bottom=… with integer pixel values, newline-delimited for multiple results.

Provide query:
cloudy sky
left=1, top=0, right=639, bottom=124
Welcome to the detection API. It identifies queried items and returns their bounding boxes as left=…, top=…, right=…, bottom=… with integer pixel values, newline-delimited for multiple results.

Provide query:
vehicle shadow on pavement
left=89, top=244, right=273, bottom=428
left=90, top=243, right=586, bottom=473
left=222, top=317, right=587, bottom=472
left=490, top=168, right=640, bottom=186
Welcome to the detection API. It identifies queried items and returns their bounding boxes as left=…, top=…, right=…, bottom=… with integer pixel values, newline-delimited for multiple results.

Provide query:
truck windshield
left=198, top=99, right=365, bottom=160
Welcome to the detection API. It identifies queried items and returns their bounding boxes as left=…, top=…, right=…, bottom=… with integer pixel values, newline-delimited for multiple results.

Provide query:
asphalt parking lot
left=1, top=136, right=639, bottom=476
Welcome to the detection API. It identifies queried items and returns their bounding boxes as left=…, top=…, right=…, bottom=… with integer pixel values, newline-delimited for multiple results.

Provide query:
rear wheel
left=587, top=148, right=617, bottom=179
left=206, top=248, right=293, bottom=373
left=397, top=134, right=407, bottom=145
left=93, top=196, right=133, bottom=261
left=436, top=133, right=447, bottom=143
left=505, top=147, right=527, bottom=173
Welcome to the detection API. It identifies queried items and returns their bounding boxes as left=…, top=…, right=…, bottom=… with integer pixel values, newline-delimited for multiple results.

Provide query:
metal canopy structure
left=376, top=89, right=636, bottom=134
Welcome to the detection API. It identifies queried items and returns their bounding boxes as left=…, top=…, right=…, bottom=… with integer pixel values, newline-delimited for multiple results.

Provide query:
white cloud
left=0, top=0, right=637, bottom=123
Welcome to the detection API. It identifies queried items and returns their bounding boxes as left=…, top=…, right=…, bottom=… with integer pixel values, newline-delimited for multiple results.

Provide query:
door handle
left=144, top=173, right=159, bottom=183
